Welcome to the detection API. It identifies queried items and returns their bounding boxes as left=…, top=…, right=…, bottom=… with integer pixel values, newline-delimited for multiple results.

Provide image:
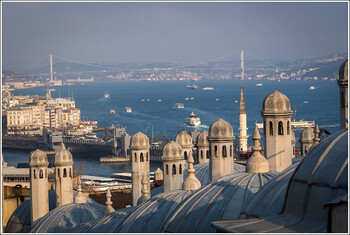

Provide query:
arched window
left=184, top=151, right=187, bottom=160
left=134, top=153, right=137, bottom=162
left=206, top=150, right=209, bottom=159
left=69, top=168, right=72, bottom=177
left=39, top=169, right=43, bottom=178
left=305, top=146, right=308, bottom=154
left=140, top=153, right=144, bottom=162
left=57, top=168, right=60, bottom=178
left=263, top=121, right=266, bottom=135
left=214, top=145, right=218, bottom=158
left=269, top=121, right=273, bottom=136
left=179, top=164, right=182, bottom=174
left=230, top=145, right=232, bottom=157
left=341, top=91, right=345, bottom=108
left=287, top=121, right=290, bottom=135
left=172, top=164, right=176, bottom=175
left=146, top=152, right=149, bottom=162
left=222, top=145, right=227, bottom=157
left=200, top=150, right=203, bottom=159
left=33, top=169, right=37, bottom=179
left=166, top=164, right=169, bottom=175
left=293, top=146, right=295, bottom=155
left=278, top=121, right=284, bottom=135
left=63, top=168, right=67, bottom=177
left=45, top=169, right=47, bottom=178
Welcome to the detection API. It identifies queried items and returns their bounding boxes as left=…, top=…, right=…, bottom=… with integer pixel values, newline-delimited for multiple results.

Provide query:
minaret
left=299, top=127, right=314, bottom=156
left=137, top=175, right=151, bottom=205
left=238, top=83, right=248, bottom=153
left=261, top=91, right=293, bottom=172
left=29, top=149, right=49, bottom=225
left=208, top=119, right=235, bottom=181
left=182, top=152, right=201, bottom=191
left=103, top=189, right=115, bottom=216
left=196, top=131, right=209, bottom=164
left=246, top=127, right=269, bottom=173
left=74, top=176, right=87, bottom=204
left=54, top=143, right=74, bottom=207
left=162, top=141, right=185, bottom=192
left=175, top=131, right=193, bottom=161
left=337, top=60, right=348, bottom=129
left=130, top=132, right=150, bottom=206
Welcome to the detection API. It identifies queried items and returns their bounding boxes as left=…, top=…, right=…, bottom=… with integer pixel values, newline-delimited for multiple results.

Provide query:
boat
left=158, top=99, right=162, bottom=102
left=303, top=101, right=309, bottom=104
left=80, top=175, right=119, bottom=187
left=216, top=98, right=220, bottom=101
left=309, top=86, right=316, bottom=90
left=173, top=103, right=184, bottom=109
left=104, top=92, right=110, bottom=98
left=186, top=112, right=201, bottom=126
left=203, top=87, right=214, bottom=90
left=110, top=109, right=115, bottom=115
left=111, top=172, right=155, bottom=183
left=256, top=83, right=263, bottom=87
left=185, top=97, right=189, bottom=101
left=124, top=107, right=132, bottom=113
left=187, top=81, right=198, bottom=89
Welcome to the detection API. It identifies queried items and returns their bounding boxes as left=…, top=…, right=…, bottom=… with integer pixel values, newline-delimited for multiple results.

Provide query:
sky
left=1, top=1, right=348, bottom=70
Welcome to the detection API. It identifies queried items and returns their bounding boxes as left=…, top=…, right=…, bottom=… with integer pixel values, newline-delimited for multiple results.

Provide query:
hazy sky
left=2, top=1, right=348, bottom=69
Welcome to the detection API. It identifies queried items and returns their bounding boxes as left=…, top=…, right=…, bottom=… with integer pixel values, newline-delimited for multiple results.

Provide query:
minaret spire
left=239, top=82, right=246, bottom=114
left=238, top=83, right=248, bottom=153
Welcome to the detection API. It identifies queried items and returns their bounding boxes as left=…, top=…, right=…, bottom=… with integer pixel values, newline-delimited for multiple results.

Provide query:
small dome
left=338, top=59, right=348, bottom=81
left=182, top=154, right=201, bottom=191
left=300, top=127, right=314, bottom=143
left=246, top=127, right=269, bottom=173
left=54, top=143, right=73, bottom=166
left=130, top=132, right=149, bottom=150
left=29, top=149, right=48, bottom=167
left=262, top=91, right=292, bottom=115
left=208, top=119, right=234, bottom=140
left=162, top=141, right=183, bottom=161
left=196, top=131, right=209, bottom=147
left=175, top=131, right=193, bottom=148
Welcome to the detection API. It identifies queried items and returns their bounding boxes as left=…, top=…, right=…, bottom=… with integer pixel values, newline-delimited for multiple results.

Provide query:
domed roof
left=262, top=90, right=292, bottom=115
left=130, top=132, right=149, bottom=150
left=338, top=59, right=348, bottom=81
left=162, top=141, right=183, bottom=161
left=29, top=149, right=48, bottom=167
left=196, top=131, right=209, bottom=147
left=175, top=131, right=193, bottom=149
left=54, top=143, right=73, bottom=166
left=30, top=202, right=105, bottom=233
left=246, top=126, right=269, bottom=173
left=300, top=127, right=314, bottom=143
left=208, top=119, right=234, bottom=140
left=163, top=171, right=278, bottom=233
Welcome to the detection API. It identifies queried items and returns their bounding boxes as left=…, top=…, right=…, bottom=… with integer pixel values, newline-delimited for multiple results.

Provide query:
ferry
left=309, top=86, right=316, bottom=90
left=125, top=107, right=132, bottom=113
left=174, top=103, right=184, bottom=109
left=186, top=112, right=201, bottom=126
left=187, top=81, right=198, bottom=89
left=104, top=92, right=110, bottom=98
left=256, top=83, right=263, bottom=87
left=111, top=172, right=155, bottom=183
left=85, top=133, right=97, bottom=140
left=203, top=87, right=214, bottom=90
left=80, top=175, right=119, bottom=187
left=110, top=109, right=115, bottom=115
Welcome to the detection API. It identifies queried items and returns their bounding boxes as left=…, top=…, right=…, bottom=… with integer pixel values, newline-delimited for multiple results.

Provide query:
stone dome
left=196, top=131, right=209, bottom=147
left=54, top=143, right=73, bottom=166
left=300, top=127, right=314, bottom=143
left=338, top=59, right=348, bottom=81
left=262, top=90, right=293, bottom=115
left=130, top=132, right=149, bottom=150
left=29, top=149, right=48, bottom=167
left=162, top=141, right=183, bottom=161
left=175, top=131, right=193, bottom=148
left=208, top=119, right=234, bottom=140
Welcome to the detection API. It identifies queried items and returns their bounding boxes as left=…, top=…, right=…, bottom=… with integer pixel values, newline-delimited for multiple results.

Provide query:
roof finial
left=103, top=189, right=115, bottom=216
left=313, top=124, right=320, bottom=146
left=246, top=127, right=269, bottom=173
left=61, top=142, right=66, bottom=150
left=137, top=175, right=150, bottom=205
left=74, top=176, right=87, bottom=204
left=183, top=152, right=201, bottom=191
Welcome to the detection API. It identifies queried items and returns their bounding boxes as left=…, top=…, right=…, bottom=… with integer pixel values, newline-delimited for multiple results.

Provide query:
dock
left=100, top=156, right=130, bottom=163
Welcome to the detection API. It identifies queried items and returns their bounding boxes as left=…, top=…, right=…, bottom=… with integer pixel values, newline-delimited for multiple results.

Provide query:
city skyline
left=1, top=1, right=349, bottom=70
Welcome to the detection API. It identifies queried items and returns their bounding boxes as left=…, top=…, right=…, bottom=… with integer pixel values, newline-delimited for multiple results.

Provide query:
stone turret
left=300, top=127, right=314, bottom=156
left=238, top=83, right=248, bottom=153
left=74, top=176, right=87, bottom=204
left=208, top=119, right=235, bottom=181
left=183, top=152, right=201, bottom=191
left=162, top=141, right=185, bottom=192
left=261, top=91, right=293, bottom=172
left=154, top=168, right=163, bottom=181
left=246, top=127, right=269, bottom=173
left=137, top=175, right=151, bottom=205
left=29, top=149, right=49, bottom=225
left=337, top=60, right=348, bottom=129
left=103, top=189, right=115, bottom=216
left=196, top=131, right=209, bottom=164
left=54, top=143, right=74, bottom=207
left=175, top=131, right=193, bottom=161
left=130, top=132, right=150, bottom=206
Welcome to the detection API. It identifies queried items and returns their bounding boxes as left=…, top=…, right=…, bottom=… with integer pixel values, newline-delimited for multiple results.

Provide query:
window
left=63, top=168, right=67, bottom=177
left=269, top=121, right=273, bottom=136
left=206, top=150, right=209, bottom=159
left=287, top=121, right=290, bottom=135
left=230, top=145, right=232, bottom=157
left=39, top=169, right=43, bottom=178
left=140, top=153, right=144, bottom=162
left=33, top=169, right=37, bottom=179
left=278, top=121, right=284, bottom=135
left=146, top=152, right=149, bottom=162
left=69, top=168, right=72, bottom=177
left=172, top=164, right=176, bottom=175
left=45, top=169, right=47, bottom=178
left=179, top=164, right=182, bottom=174
left=184, top=151, right=187, bottom=160
left=222, top=145, right=227, bottom=157
left=134, top=153, right=137, bottom=162
left=214, top=146, right=218, bottom=158
left=166, top=164, right=169, bottom=175
left=57, top=168, right=60, bottom=178
left=200, top=150, right=203, bottom=159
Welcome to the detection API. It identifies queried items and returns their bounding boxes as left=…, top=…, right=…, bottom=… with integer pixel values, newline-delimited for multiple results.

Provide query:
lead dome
left=130, top=132, right=149, bottom=150
left=196, top=131, right=209, bottom=147
left=262, top=90, right=292, bottom=114
left=175, top=131, right=192, bottom=148
left=162, top=141, right=183, bottom=161
left=208, top=119, right=234, bottom=139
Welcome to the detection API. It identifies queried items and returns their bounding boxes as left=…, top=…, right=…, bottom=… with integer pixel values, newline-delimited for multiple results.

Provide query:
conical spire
left=103, top=189, right=115, bottom=216
left=246, top=127, right=269, bottom=173
left=313, top=124, right=320, bottom=146
left=74, top=176, right=87, bottom=204
left=137, top=175, right=150, bottom=205
left=239, top=82, right=246, bottom=114
left=61, top=142, right=66, bottom=150
left=183, top=152, right=201, bottom=191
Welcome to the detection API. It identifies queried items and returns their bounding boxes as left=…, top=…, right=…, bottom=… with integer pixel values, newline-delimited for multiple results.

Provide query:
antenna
left=240, top=50, right=244, bottom=81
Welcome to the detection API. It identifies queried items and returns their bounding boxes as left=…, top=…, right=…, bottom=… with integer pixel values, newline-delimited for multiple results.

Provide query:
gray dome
left=29, top=149, right=48, bottom=167
left=162, top=141, right=183, bottom=161
left=54, top=143, right=73, bottom=166
left=208, top=119, right=234, bottom=140
left=130, top=132, right=149, bottom=150
left=163, top=171, right=278, bottom=233
left=175, top=131, right=193, bottom=148
left=196, top=131, right=209, bottom=147
left=338, top=59, right=348, bottom=81
left=30, top=202, right=105, bottom=233
left=262, top=90, right=292, bottom=115
left=300, top=127, right=314, bottom=143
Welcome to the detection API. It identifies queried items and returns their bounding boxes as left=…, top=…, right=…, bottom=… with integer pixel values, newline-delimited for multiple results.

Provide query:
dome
left=162, top=141, right=183, bottom=161
left=30, top=202, right=105, bottom=233
left=212, top=129, right=348, bottom=233
left=338, top=59, right=348, bottom=81
left=29, top=149, right=48, bottom=167
left=196, top=131, right=209, bottom=147
left=130, top=132, right=149, bottom=150
left=208, top=119, right=234, bottom=140
left=300, top=127, right=314, bottom=143
left=163, top=171, right=278, bottom=233
left=262, top=90, right=293, bottom=115
left=54, top=143, right=73, bottom=166
left=175, top=131, right=193, bottom=148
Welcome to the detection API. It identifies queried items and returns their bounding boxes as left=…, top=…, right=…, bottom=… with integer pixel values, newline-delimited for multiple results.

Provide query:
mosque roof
left=212, top=129, right=348, bottom=233
left=262, top=90, right=293, bottom=115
